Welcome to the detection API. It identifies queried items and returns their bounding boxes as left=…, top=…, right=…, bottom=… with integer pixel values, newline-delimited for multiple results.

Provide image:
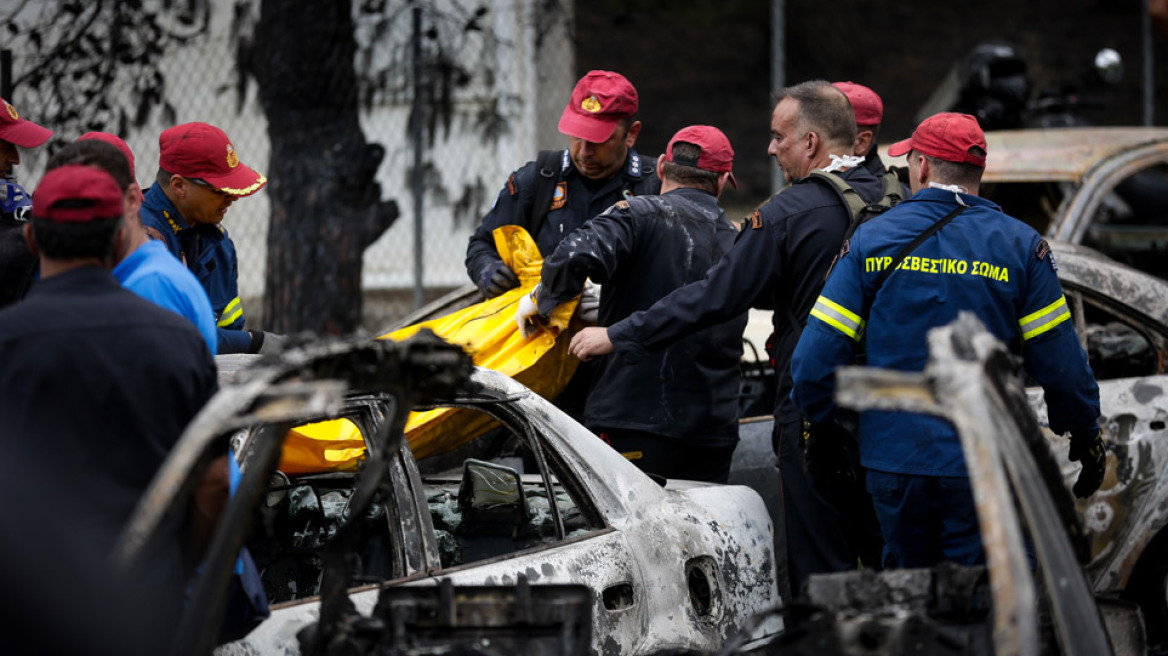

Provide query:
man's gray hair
left=774, top=80, right=857, bottom=151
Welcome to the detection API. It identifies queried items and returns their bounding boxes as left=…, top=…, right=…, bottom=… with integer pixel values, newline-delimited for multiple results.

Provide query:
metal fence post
left=411, top=5, right=425, bottom=310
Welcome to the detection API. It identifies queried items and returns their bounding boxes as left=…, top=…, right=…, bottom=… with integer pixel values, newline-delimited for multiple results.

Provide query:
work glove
left=478, top=261, right=519, bottom=298
left=248, top=331, right=286, bottom=355
left=1069, top=427, right=1107, bottom=498
left=801, top=419, right=859, bottom=489
left=515, top=285, right=542, bottom=339
left=574, top=280, right=600, bottom=325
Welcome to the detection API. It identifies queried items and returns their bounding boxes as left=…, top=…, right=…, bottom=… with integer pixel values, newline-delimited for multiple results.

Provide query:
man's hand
left=575, top=280, right=601, bottom=325
left=516, top=287, right=542, bottom=338
left=478, top=261, right=519, bottom=298
left=1069, top=427, right=1107, bottom=498
left=569, top=326, right=614, bottom=361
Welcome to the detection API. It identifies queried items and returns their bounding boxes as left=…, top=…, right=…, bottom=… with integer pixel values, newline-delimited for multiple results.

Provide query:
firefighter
left=790, top=112, right=1105, bottom=568
left=569, top=80, right=887, bottom=596
left=0, top=96, right=53, bottom=308
left=516, top=125, right=745, bottom=482
left=139, top=122, right=277, bottom=354
left=465, top=69, right=660, bottom=299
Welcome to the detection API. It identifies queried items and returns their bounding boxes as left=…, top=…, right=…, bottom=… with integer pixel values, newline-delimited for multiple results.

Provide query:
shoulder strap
left=527, top=149, right=562, bottom=238
left=881, top=170, right=905, bottom=206
left=805, top=170, right=867, bottom=223
left=867, top=204, right=969, bottom=309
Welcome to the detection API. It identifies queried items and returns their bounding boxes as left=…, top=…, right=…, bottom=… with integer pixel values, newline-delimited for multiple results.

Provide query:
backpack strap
left=527, top=149, right=564, bottom=238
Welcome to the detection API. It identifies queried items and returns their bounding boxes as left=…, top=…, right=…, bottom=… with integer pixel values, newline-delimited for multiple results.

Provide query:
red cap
left=666, top=125, right=737, bottom=189
left=832, top=81, right=883, bottom=127
left=0, top=97, right=53, bottom=148
left=32, top=165, right=124, bottom=223
left=78, top=132, right=136, bottom=177
left=888, top=112, right=988, bottom=168
left=159, top=122, right=267, bottom=197
left=558, top=71, right=638, bottom=143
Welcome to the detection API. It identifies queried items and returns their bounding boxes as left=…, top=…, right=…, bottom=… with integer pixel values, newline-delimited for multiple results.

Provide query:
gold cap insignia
left=226, top=143, right=239, bottom=168
left=4, top=101, right=18, bottom=121
left=581, top=95, right=602, bottom=113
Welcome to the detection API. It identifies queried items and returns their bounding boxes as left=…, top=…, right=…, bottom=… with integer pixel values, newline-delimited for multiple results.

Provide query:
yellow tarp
left=278, top=418, right=367, bottom=475
left=278, top=225, right=580, bottom=471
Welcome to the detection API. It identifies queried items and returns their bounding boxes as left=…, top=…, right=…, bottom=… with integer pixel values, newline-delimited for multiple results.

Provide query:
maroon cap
left=32, top=165, right=124, bottom=223
left=666, top=125, right=737, bottom=189
left=78, top=132, right=143, bottom=201
left=832, top=81, right=883, bottom=127
left=558, top=71, right=638, bottom=143
left=159, top=122, right=267, bottom=197
left=888, top=113, right=988, bottom=168
left=0, top=97, right=52, bottom=148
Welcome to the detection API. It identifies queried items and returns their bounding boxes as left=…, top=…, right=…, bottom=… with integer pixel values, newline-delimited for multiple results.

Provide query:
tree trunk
left=250, top=0, right=398, bottom=335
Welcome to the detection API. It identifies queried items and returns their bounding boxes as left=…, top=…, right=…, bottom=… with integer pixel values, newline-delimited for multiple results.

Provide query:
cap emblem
left=5, top=101, right=17, bottom=121
left=581, top=95, right=602, bottom=113
left=226, top=143, right=240, bottom=168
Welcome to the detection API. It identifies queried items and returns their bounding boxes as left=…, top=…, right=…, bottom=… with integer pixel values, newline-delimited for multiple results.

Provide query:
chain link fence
left=5, top=0, right=574, bottom=331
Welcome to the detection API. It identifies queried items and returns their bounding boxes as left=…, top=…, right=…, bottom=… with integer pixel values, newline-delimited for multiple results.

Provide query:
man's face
left=175, top=176, right=238, bottom=225
left=0, top=139, right=20, bottom=178
left=768, top=99, right=809, bottom=184
left=568, top=121, right=641, bottom=180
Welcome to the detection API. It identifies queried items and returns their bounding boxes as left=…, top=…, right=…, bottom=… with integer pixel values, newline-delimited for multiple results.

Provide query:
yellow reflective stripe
left=1019, top=296, right=1070, bottom=340
left=810, top=295, right=865, bottom=341
left=217, top=297, right=243, bottom=327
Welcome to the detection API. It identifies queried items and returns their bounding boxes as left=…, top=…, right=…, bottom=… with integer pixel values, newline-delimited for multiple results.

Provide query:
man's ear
left=125, top=184, right=143, bottom=215
left=915, top=154, right=930, bottom=188
left=855, top=129, right=875, bottom=157
left=624, top=120, right=642, bottom=146
left=22, top=222, right=38, bottom=257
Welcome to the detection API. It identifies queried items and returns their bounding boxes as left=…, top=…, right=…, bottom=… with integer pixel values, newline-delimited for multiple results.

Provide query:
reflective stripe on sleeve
left=217, top=297, right=243, bottom=327
left=809, top=295, right=865, bottom=341
left=1019, top=296, right=1070, bottom=340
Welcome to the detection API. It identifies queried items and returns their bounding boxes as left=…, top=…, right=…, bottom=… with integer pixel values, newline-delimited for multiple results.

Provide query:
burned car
left=116, top=332, right=780, bottom=656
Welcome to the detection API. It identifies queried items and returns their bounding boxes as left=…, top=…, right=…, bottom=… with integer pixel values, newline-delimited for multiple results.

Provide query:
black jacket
left=465, top=149, right=659, bottom=285
left=608, top=166, right=886, bottom=424
left=538, top=188, right=745, bottom=445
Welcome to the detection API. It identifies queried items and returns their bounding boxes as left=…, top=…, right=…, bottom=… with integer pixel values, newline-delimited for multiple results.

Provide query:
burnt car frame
left=116, top=333, right=780, bottom=656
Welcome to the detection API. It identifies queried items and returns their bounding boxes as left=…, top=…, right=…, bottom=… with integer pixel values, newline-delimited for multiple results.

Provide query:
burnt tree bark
left=249, top=0, right=399, bottom=335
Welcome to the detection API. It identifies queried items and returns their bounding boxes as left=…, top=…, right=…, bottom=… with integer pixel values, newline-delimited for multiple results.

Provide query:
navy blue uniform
left=791, top=187, right=1100, bottom=566
left=0, top=266, right=217, bottom=652
left=537, top=188, right=745, bottom=481
left=140, top=182, right=251, bottom=354
left=606, top=165, right=886, bottom=593
left=465, top=149, right=659, bottom=287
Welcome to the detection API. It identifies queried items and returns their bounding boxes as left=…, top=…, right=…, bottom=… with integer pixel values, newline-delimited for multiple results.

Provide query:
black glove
left=1069, top=427, right=1107, bottom=498
left=248, top=331, right=286, bottom=355
left=802, top=419, right=858, bottom=489
left=478, top=261, right=519, bottom=298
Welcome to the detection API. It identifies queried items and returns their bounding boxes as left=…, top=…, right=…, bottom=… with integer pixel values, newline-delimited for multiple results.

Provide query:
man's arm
left=536, top=208, right=635, bottom=314
left=605, top=218, right=775, bottom=360
left=789, top=244, right=865, bottom=423
left=466, top=163, right=536, bottom=295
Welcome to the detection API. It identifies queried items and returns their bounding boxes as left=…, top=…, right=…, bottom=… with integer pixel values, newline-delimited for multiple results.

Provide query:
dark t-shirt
left=0, top=266, right=218, bottom=651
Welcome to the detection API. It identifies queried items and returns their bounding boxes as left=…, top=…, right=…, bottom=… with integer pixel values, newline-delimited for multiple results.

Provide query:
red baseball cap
left=0, top=97, right=52, bottom=148
left=558, top=71, right=638, bottom=143
left=32, top=165, right=124, bottom=223
left=832, top=81, right=883, bottom=127
left=159, top=122, right=267, bottom=197
left=78, top=132, right=137, bottom=178
left=888, top=112, right=988, bottom=168
left=666, top=125, right=737, bottom=189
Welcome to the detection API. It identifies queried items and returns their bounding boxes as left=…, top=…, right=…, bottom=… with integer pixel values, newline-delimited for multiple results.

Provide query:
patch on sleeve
left=549, top=182, right=567, bottom=210
left=507, top=173, right=518, bottom=196
left=1036, top=239, right=1058, bottom=271
left=144, top=226, right=168, bottom=242
left=749, top=209, right=763, bottom=230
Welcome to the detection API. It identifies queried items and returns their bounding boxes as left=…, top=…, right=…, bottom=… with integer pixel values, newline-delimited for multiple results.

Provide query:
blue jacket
left=114, top=239, right=218, bottom=354
left=140, top=183, right=251, bottom=354
left=465, top=149, right=659, bottom=286
left=790, top=187, right=1101, bottom=477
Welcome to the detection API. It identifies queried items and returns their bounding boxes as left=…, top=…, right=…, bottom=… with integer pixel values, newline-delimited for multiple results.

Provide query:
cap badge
left=4, top=101, right=17, bottom=121
left=226, top=143, right=239, bottom=168
left=581, top=95, right=602, bottom=113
